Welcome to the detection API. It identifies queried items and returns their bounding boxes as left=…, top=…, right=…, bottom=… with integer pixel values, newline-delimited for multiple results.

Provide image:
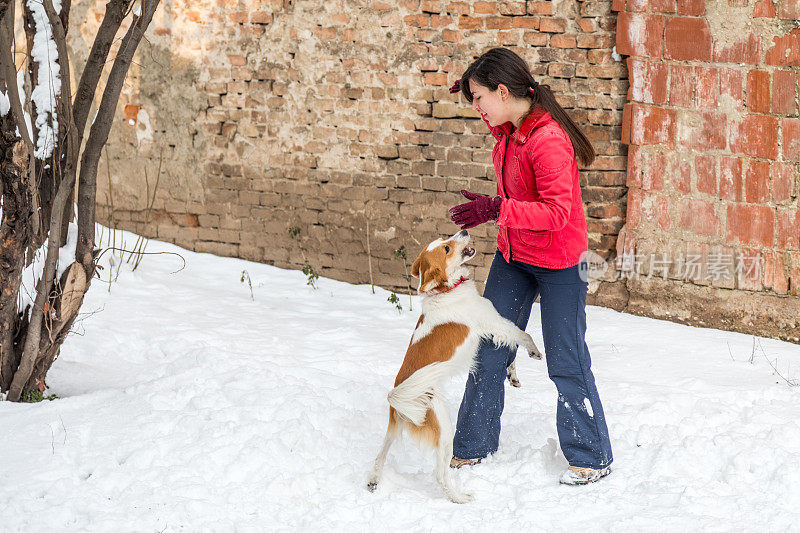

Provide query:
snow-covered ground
left=2, top=229, right=800, bottom=531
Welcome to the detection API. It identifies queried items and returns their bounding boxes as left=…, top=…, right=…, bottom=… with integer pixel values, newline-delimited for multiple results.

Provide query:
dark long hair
left=459, top=48, right=595, bottom=167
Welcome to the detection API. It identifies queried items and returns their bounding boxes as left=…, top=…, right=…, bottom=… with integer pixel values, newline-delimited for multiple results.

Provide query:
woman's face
left=469, top=79, right=508, bottom=127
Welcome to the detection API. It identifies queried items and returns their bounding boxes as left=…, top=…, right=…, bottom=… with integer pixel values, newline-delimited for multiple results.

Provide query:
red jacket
left=486, top=108, right=588, bottom=269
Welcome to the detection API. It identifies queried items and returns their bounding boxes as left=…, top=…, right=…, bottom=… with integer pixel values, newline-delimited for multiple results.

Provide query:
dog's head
left=411, top=230, right=476, bottom=294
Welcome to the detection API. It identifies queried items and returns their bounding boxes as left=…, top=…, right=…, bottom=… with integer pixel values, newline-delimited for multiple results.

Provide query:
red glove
left=448, top=190, right=503, bottom=230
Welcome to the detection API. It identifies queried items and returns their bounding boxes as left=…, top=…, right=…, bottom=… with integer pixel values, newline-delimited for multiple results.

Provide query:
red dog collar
left=427, top=276, right=469, bottom=296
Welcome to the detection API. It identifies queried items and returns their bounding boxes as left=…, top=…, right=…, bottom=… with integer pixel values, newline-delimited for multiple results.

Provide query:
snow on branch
left=26, top=0, right=63, bottom=159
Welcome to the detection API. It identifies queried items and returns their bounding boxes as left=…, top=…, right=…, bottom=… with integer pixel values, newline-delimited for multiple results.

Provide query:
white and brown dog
left=367, top=230, right=542, bottom=503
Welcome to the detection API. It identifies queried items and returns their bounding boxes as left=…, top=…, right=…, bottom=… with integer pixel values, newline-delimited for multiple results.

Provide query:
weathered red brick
left=458, top=15, right=483, bottom=29
left=719, top=68, right=744, bottom=110
left=446, top=2, right=470, bottom=14
left=747, top=70, right=771, bottom=113
left=627, top=58, right=668, bottom=105
left=616, top=13, right=664, bottom=59
left=737, top=248, right=763, bottom=291
left=551, top=34, right=578, bottom=48
left=419, top=0, right=441, bottom=13
left=677, top=0, right=705, bottom=15
left=719, top=157, right=744, bottom=201
left=730, top=115, right=780, bottom=159
left=523, top=31, right=549, bottom=46
left=540, top=18, right=567, bottom=33
left=771, top=162, right=795, bottom=203
left=626, top=145, right=643, bottom=188
left=623, top=103, right=677, bottom=146
left=680, top=111, right=727, bottom=151
left=577, top=34, right=613, bottom=48
left=424, top=72, right=448, bottom=85
left=772, top=70, right=799, bottom=114
left=228, top=11, right=248, bottom=23
left=250, top=11, right=273, bottom=24
left=626, top=188, right=643, bottom=228
left=766, top=28, right=800, bottom=66
left=498, top=1, right=527, bottom=15
left=430, top=14, right=453, bottom=27
left=784, top=118, right=800, bottom=161
left=714, top=32, right=760, bottom=64
left=679, top=199, right=718, bottom=236
left=313, top=26, right=337, bottom=40
left=526, top=1, right=552, bottom=14
left=474, top=1, right=497, bottom=13
left=228, top=54, right=247, bottom=66
left=512, top=17, right=540, bottom=29
left=778, top=0, right=800, bottom=19
left=486, top=16, right=514, bottom=29
left=790, top=252, right=800, bottom=296
left=727, top=204, right=775, bottom=248
left=643, top=151, right=666, bottom=190
left=651, top=0, right=676, bottom=11
left=745, top=160, right=771, bottom=203
left=754, top=0, right=776, bottom=16
left=664, top=17, right=712, bottom=61
left=405, top=13, right=430, bottom=27
left=776, top=208, right=800, bottom=249
left=577, top=18, right=596, bottom=32
left=695, top=67, right=719, bottom=109
left=669, top=64, right=694, bottom=107
left=641, top=192, right=671, bottom=231
left=673, top=159, right=691, bottom=194
left=694, top=155, right=717, bottom=195
left=764, top=251, right=789, bottom=294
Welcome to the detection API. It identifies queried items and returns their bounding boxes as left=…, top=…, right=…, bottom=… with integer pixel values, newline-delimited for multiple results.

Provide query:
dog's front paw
left=525, top=335, right=543, bottom=360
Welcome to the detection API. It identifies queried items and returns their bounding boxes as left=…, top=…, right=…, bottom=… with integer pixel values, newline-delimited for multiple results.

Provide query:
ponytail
left=457, top=48, right=595, bottom=167
left=529, top=83, right=595, bottom=167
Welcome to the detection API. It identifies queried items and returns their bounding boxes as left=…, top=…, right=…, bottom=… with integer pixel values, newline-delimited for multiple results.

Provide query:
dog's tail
left=387, top=362, right=450, bottom=426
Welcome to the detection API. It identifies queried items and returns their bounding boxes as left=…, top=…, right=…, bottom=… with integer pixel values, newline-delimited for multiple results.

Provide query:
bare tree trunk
left=0, top=0, right=161, bottom=401
left=0, top=114, right=32, bottom=392
left=77, top=1, right=159, bottom=279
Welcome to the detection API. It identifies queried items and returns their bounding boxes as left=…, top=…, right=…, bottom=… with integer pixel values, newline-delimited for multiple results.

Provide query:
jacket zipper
left=502, top=135, right=512, bottom=262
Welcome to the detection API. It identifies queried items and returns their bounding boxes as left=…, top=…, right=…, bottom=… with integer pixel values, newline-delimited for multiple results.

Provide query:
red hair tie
left=449, top=80, right=461, bottom=94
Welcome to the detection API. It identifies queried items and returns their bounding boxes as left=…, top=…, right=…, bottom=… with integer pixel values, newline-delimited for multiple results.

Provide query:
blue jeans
left=453, top=251, right=613, bottom=469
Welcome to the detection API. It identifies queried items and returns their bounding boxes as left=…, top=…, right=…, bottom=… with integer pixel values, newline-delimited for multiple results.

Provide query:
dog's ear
left=411, top=251, right=425, bottom=279
left=420, top=265, right=447, bottom=293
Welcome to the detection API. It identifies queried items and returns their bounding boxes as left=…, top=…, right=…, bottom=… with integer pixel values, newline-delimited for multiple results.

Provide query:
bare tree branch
left=42, top=0, right=78, bottom=245
left=0, top=0, right=39, bottom=239
left=59, top=0, right=71, bottom=33
left=76, top=0, right=160, bottom=278
left=0, top=0, right=11, bottom=26
left=72, top=0, right=132, bottom=146
left=0, top=117, right=33, bottom=392
left=0, top=5, right=32, bottom=148
left=7, top=152, right=73, bottom=401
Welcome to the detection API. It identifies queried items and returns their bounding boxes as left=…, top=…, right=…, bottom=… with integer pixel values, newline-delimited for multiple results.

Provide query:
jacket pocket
left=510, top=156, right=529, bottom=192
left=517, top=229, right=552, bottom=249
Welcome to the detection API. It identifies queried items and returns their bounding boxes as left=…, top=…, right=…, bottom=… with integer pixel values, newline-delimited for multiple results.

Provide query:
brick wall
left=71, top=0, right=800, bottom=342
left=73, top=0, right=627, bottom=294
left=608, top=0, right=800, bottom=341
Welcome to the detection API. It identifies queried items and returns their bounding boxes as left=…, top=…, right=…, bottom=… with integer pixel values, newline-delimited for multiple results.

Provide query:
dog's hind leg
left=431, top=396, right=473, bottom=504
left=367, top=410, right=399, bottom=492
left=506, top=361, right=521, bottom=387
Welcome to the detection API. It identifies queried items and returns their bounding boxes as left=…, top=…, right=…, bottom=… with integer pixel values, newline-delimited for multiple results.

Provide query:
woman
left=447, top=48, right=613, bottom=485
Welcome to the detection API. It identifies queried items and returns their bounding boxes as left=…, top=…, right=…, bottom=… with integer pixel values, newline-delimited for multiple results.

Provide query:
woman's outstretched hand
left=448, top=190, right=503, bottom=230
